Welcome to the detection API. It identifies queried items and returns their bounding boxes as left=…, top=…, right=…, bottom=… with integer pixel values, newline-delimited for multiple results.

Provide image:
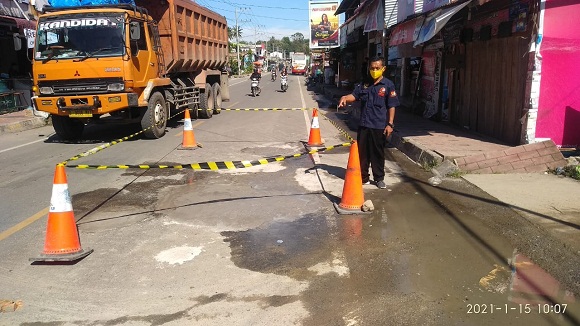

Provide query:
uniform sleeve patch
left=390, top=90, right=397, bottom=98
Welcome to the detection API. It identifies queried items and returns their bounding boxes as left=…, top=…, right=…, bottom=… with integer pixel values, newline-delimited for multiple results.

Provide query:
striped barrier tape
left=317, top=110, right=355, bottom=142
left=210, top=107, right=312, bottom=112
left=59, top=108, right=188, bottom=165
left=65, top=142, right=353, bottom=170
left=60, top=107, right=351, bottom=166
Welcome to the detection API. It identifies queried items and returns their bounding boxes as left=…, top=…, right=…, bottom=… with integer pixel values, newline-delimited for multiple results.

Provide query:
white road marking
left=0, top=137, right=48, bottom=154
left=298, top=75, right=310, bottom=136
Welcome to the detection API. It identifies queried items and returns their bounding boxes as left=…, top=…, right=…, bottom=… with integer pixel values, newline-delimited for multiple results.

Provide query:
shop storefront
left=387, top=0, right=534, bottom=145
left=0, top=0, right=36, bottom=113
left=453, top=0, right=534, bottom=145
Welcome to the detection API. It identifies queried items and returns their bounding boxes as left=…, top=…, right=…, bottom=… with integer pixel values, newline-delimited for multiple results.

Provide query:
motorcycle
left=305, top=74, right=315, bottom=86
left=280, top=75, right=288, bottom=92
left=250, top=78, right=261, bottom=97
left=271, top=71, right=277, bottom=81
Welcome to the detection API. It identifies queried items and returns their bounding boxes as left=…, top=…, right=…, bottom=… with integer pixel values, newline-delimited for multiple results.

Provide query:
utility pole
left=234, top=7, right=250, bottom=76
left=235, top=7, right=241, bottom=77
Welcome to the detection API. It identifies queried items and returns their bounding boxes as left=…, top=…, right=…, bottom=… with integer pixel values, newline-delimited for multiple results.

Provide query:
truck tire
left=212, top=83, right=222, bottom=114
left=220, top=73, right=230, bottom=101
left=52, top=115, right=84, bottom=140
left=198, top=83, right=213, bottom=119
left=141, top=91, right=168, bottom=139
left=188, top=102, right=198, bottom=119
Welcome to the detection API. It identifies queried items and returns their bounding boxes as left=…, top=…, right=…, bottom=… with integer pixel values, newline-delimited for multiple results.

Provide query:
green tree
left=291, top=33, right=304, bottom=42
left=280, top=36, right=292, bottom=55
left=227, top=26, right=243, bottom=40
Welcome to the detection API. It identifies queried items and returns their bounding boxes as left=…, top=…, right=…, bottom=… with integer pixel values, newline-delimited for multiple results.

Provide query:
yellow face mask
left=369, top=68, right=384, bottom=80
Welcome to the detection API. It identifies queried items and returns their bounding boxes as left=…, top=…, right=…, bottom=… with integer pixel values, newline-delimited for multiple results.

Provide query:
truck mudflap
left=34, top=93, right=138, bottom=117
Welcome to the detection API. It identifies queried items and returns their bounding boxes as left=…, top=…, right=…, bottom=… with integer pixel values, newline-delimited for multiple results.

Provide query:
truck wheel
left=52, top=115, right=84, bottom=140
left=198, top=83, right=213, bottom=119
left=212, top=83, right=222, bottom=114
left=188, top=102, right=198, bottom=119
left=141, top=91, right=167, bottom=139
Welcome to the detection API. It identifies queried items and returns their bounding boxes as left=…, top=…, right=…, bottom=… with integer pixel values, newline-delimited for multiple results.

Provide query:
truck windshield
left=35, top=14, right=125, bottom=61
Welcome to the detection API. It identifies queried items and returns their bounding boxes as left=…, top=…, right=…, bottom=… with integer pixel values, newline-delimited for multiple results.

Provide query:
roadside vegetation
left=550, top=164, right=580, bottom=180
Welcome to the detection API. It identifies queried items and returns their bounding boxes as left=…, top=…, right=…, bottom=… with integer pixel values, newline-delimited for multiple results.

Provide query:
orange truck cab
left=32, top=0, right=229, bottom=140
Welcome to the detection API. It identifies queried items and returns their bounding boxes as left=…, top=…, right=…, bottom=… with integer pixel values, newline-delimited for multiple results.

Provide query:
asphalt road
left=0, top=73, right=578, bottom=325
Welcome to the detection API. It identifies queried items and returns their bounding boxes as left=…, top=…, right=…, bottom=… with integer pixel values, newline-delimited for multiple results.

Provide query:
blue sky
left=196, top=0, right=338, bottom=43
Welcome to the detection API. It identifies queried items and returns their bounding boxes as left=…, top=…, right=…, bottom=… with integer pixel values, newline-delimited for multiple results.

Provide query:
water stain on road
left=72, top=169, right=204, bottom=229
left=222, top=213, right=333, bottom=280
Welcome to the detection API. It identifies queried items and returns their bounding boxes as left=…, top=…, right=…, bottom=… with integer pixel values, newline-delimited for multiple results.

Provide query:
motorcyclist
left=250, top=68, right=261, bottom=81
left=280, top=68, right=288, bottom=77
left=250, top=69, right=261, bottom=94
left=271, top=67, right=277, bottom=81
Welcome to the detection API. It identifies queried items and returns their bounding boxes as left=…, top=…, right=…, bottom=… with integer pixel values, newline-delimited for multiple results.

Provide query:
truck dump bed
left=135, top=0, right=228, bottom=74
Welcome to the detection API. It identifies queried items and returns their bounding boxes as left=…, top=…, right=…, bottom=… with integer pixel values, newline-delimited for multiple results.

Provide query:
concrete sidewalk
left=0, top=108, right=49, bottom=134
left=316, top=83, right=579, bottom=256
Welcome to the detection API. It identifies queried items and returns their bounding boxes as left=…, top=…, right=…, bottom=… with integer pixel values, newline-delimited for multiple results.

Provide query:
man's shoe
left=363, top=180, right=371, bottom=185
left=376, top=180, right=387, bottom=189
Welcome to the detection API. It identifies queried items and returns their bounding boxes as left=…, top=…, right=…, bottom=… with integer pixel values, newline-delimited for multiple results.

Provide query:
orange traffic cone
left=30, top=165, right=93, bottom=262
left=334, top=141, right=367, bottom=215
left=179, top=109, right=198, bottom=149
left=307, top=108, right=324, bottom=147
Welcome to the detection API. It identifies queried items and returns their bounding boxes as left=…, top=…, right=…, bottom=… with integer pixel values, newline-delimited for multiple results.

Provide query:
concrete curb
left=389, top=133, right=444, bottom=167
left=0, top=113, right=50, bottom=134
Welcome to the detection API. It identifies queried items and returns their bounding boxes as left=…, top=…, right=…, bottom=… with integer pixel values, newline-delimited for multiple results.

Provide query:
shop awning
left=0, top=15, right=36, bottom=31
left=363, top=0, right=384, bottom=33
left=389, top=16, right=424, bottom=46
left=413, top=0, right=472, bottom=46
left=334, top=0, right=359, bottom=15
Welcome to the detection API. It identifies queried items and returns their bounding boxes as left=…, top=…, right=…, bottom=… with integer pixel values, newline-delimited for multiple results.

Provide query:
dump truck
left=32, top=0, right=229, bottom=140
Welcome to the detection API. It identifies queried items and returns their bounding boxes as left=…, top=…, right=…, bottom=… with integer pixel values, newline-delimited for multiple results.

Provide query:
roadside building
left=0, top=0, right=37, bottom=112
left=335, top=0, right=579, bottom=148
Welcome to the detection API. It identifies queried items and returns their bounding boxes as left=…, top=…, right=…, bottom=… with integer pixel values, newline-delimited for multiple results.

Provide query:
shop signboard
left=309, top=1, right=339, bottom=49
left=420, top=50, right=443, bottom=119
left=389, top=16, right=424, bottom=46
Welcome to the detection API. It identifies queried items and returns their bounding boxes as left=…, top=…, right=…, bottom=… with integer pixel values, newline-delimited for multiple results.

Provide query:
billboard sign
left=309, top=1, right=339, bottom=49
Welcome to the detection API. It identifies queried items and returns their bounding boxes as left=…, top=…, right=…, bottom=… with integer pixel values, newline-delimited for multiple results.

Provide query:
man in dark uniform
left=338, top=56, right=399, bottom=189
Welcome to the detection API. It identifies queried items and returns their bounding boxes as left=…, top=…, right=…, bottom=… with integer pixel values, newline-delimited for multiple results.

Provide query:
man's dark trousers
left=357, top=126, right=385, bottom=183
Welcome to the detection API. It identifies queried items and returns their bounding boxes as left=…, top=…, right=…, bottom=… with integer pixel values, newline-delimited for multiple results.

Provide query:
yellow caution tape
left=198, top=107, right=312, bottom=111
left=66, top=142, right=353, bottom=170
left=60, top=108, right=188, bottom=165
left=61, top=107, right=354, bottom=167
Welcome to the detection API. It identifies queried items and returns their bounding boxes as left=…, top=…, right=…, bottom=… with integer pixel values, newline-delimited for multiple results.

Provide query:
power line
left=212, top=0, right=309, bottom=11
left=200, top=2, right=308, bottom=41
left=200, top=5, right=308, bottom=22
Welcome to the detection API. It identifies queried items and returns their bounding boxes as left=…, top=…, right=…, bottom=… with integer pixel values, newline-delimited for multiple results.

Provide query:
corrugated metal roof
left=385, top=0, right=398, bottom=28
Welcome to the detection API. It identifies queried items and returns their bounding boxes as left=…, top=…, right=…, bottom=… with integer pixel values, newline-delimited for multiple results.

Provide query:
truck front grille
left=38, top=78, right=124, bottom=96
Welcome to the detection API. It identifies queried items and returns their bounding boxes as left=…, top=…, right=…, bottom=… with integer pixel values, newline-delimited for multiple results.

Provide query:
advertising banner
left=309, top=1, right=339, bottom=49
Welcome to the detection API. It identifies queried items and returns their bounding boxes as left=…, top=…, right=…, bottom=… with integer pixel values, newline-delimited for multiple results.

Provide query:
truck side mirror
left=130, top=22, right=140, bottom=40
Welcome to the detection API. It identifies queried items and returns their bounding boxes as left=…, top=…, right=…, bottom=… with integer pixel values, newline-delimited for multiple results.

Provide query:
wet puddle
left=221, top=213, right=333, bottom=280
left=72, top=169, right=204, bottom=229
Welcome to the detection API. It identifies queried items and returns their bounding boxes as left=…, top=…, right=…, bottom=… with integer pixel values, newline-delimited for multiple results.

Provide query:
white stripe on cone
left=50, top=183, right=73, bottom=213
left=311, top=117, right=320, bottom=129
left=184, top=118, right=193, bottom=130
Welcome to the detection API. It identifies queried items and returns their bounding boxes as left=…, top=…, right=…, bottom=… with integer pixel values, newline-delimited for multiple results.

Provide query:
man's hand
left=338, top=94, right=355, bottom=108
left=384, top=125, right=394, bottom=137
left=338, top=96, right=347, bottom=108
